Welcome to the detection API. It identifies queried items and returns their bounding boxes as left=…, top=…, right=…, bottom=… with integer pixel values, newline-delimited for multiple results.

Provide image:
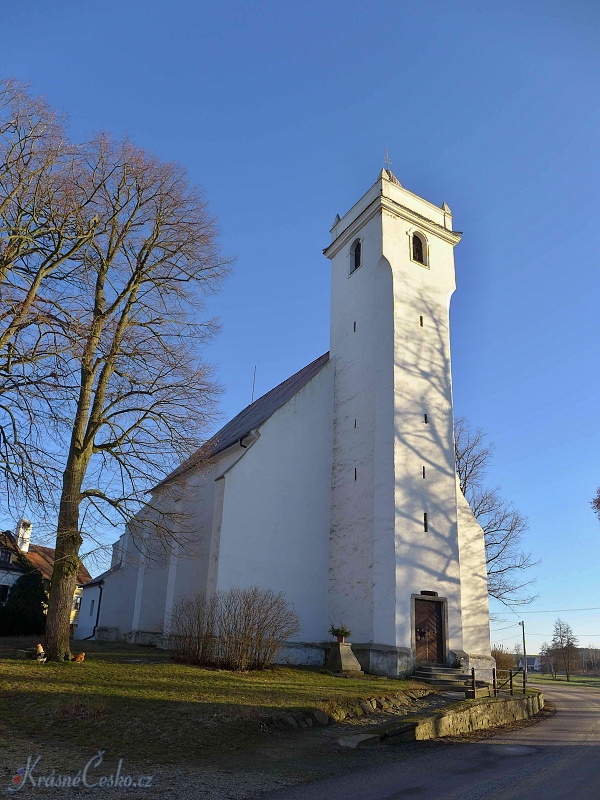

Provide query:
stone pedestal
left=326, top=642, right=364, bottom=674
left=451, top=650, right=496, bottom=683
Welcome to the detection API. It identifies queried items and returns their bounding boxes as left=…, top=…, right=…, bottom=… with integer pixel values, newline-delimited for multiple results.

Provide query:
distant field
left=528, top=673, right=600, bottom=688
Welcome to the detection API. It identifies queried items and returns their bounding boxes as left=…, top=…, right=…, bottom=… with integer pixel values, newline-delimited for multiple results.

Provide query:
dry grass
left=0, top=636, right=417, bottom=766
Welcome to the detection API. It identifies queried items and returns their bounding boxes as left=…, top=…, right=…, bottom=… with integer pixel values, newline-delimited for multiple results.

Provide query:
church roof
left=158, top=352, right=330, bottom=487
left=83, top=564, right=120, bottom=587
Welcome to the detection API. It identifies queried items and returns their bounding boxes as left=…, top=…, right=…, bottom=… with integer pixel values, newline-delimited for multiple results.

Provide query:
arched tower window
left=412, top=233, right=425, bottom=264
left=350, top=239, right=362, bottom=273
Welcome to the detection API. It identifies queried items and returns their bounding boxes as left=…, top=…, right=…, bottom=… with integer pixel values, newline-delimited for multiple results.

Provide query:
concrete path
left=256, top=683, right=600, bottom=800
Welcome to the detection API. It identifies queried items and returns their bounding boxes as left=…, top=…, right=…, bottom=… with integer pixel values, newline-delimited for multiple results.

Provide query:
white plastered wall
left=328, top=209, right=394, bottom=642
left=95, top=531, right=143, bottom=637
left=455, top=477, right=492, bottom=654
left=73, top=584, right=102, bottom=639
left=382, top=198, right=463, bottom=656
left=214, top=362, right=334, bottom=642
left=94, top=429, right=293, bottom=640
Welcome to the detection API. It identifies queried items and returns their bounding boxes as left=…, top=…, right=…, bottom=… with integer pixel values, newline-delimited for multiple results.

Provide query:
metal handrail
left=493, top=667, right=527, bottom=696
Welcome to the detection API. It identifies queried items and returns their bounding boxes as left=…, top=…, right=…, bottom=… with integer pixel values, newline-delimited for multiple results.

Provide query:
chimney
left=15, top=519, right=32, bottom=553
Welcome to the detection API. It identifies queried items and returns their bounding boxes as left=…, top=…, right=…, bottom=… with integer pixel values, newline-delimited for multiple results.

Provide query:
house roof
left=27, top=544, right=92, bottom=585
left=158, top=352, right=330, bottom=487
left=0, top=531, right=92, bottom=585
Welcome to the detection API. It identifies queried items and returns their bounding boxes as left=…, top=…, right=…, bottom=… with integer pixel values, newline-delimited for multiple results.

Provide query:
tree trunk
left=44, top=473, right=83, bottom=661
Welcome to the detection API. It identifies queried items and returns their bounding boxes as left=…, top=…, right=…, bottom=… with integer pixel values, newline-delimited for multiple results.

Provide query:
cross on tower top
left=383, top=149, right=392, bottom=171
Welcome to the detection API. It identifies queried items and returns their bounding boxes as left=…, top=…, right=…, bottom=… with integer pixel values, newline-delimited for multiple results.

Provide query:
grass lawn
left=528, top=673, right=600, bottom=689
left=0, top=636, right=419, bottom=766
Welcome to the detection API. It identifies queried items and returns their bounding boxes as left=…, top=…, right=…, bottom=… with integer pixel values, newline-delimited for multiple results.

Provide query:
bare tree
left=539, top=641, right=557, bottom=679
left=454, top=417, right=537, bottom=606
left=0, top=80, right=95, bottom=509
left=581, top=646, right=600, bottom=673
left=36, top=134, right=230, bottom=660
left=591, top=488, right=600, bottom=523
left=550, top=619, right=579, bottom=681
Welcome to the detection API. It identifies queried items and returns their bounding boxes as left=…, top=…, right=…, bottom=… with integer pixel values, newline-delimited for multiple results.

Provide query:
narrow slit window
left=422, top=466, right=426, bottom=479
left=423, top=513, right=428, bottom=532
left=354, top=419, right=357, bottom=428
left=90, top=599, right=95, bottom=617
left=354, top=467, right=357, bottom=481
left=424, top=413, right=428, bottom=424
left=350, top=239, right=362, bottom=273
left=353, top=321, right=356, bottom=332
left=419, top=315, right=424, bottom=327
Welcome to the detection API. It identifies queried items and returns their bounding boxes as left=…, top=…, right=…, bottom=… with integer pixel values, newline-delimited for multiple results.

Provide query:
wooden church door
left=414, top=599, right=444, bottom=664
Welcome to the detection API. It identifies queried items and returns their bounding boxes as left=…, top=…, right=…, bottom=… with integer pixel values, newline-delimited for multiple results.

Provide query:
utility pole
left=520, top=620, right=527, bottom=689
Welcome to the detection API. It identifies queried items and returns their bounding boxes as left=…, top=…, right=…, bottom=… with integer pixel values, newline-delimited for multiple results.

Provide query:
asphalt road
left=257, top=683, right=600, bottom=800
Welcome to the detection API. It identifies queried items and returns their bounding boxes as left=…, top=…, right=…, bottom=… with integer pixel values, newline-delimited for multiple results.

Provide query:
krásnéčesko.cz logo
left=9, top=752, right=154, bottom=791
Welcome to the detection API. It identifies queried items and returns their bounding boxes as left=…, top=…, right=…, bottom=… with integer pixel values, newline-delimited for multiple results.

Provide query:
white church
left=76, top=169, right=494, bottom=677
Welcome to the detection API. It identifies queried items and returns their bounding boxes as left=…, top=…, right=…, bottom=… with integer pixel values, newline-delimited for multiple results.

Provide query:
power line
left=492, top=634, right=526, bottom=643
left=492, top=606, right=600, bottom=631
left=525, top=632, right=600, bottom=637
left=492, top=632, right=600, bottom=642
left=518, top=606, right=600, bottom=614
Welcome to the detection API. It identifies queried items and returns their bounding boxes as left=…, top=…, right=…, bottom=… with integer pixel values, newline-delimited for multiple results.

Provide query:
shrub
left=0, top=570, right=47, bottom=636
left=491, top=644, right=517, bottom=671
left=169, top=592, right=219, bottom=665
left=169, top=586, right=300, bottom=670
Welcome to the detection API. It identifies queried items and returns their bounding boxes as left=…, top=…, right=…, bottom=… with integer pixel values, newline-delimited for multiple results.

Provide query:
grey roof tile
left=158, top=352, right=330, bottom=487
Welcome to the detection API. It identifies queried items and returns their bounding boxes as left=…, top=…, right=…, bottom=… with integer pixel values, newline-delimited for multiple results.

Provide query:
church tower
left=325, top=169, right=493, bottom=675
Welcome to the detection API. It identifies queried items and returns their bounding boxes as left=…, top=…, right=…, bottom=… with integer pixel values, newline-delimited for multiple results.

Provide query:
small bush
left=492, top=644, right=517, bottom=671
left=169, top=592, right=219, bottom=665
left=329, top=623, right=351, bottom=639
left=170, top=586, right=300, bottom=670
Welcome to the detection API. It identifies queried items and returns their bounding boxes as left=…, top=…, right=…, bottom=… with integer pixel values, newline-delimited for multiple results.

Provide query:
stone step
left=426, top=684, right=470, bottom=693
left=413, top=667, right=488, bottom=690
left=414, top=665, right=463, bottom=674
left=414, top=674, right=467, bottom=684
left=413, top=670, right=468, bottom=680
left=414, top=676, right=488, bottom=690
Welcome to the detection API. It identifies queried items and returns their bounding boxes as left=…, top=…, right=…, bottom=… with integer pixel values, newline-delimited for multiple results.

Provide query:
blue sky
left=3, top=0, right=599, bottom=651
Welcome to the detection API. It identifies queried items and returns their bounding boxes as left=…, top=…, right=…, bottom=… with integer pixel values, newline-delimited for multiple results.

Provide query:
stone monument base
left=326, top=642, right=364, bottom=674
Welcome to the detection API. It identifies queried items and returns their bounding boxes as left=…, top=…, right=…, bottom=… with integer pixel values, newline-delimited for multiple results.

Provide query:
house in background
left=518, top=655, right=541, bottom=672
left=0, top=520, right=92, bottom=632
